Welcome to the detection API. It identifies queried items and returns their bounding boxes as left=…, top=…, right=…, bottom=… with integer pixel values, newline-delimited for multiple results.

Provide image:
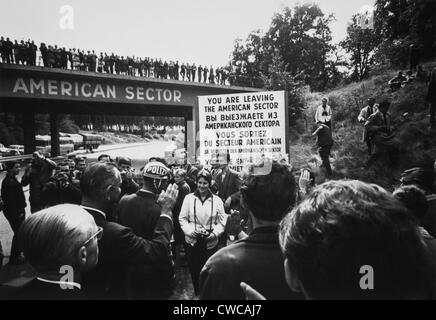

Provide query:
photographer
left=179, top=169, right=227, bottom=295
left=41, top=162, right=81, bottom=207
left=117, top=157, right=139, bottom=198
left=21, top=152, right=56, bottom=213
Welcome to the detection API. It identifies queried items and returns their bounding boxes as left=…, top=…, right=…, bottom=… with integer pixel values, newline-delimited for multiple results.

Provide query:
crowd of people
left=0, top=146, right=435, bottom=300
left=0, top=36, right=262, bottom=87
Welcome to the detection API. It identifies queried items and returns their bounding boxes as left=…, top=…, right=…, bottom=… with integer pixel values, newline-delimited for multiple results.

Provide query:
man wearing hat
left=117, top=161, right=174, bottom=298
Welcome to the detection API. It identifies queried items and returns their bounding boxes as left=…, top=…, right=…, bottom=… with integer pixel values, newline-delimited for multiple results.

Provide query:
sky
left=0, top=0, right=374, bottom=67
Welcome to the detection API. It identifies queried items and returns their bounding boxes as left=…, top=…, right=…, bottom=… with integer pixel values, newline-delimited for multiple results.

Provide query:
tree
left=262, top=52, right=306, bottom=125
left=374, top=0, right=436, bottom=66
left=229, top=4, right=340, bottom=91
left=341, top=14, right=379, bottom=80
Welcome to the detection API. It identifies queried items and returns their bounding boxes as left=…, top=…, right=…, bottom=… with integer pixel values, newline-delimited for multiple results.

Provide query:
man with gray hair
left=80, top=161, right=178, bottom=299
left=16, top=204, right=100, bottom=299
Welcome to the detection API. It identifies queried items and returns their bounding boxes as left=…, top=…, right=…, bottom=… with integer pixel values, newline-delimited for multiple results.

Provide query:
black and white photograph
left=0, top=0, right=436, bottom=308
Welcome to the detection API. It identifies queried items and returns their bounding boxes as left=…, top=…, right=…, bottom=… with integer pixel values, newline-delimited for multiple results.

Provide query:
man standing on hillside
left=315, top=97, right=332, bottom=129
left=358, top=98, right=378, bottom=154
left=312, top=122, right=334, bottom=177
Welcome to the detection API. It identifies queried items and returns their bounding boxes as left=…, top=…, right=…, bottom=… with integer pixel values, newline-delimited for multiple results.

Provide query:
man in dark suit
left=21, top=152, right=57, bottom=213
left=1, top=161, right=26, bottom=264
left=200, top=162, right=303, bottom=300
left=214, top=153, right=241, bottom=246
left=80, top=161, right=178, bottom=299
left=215, top=153, right=241, bottom=211
left=14, top=204, right=99, bottom=300
left=118, top=161, right=174, bottom=299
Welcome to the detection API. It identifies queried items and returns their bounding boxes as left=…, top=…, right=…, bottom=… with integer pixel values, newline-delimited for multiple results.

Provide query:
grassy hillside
left=291, top=62, right=436, bottom=190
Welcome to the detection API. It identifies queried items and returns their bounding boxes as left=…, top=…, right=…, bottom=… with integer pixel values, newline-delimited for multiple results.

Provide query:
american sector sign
left=3, top=77, right=183, bottom=104
left=198, top=90, right=288, bottom=172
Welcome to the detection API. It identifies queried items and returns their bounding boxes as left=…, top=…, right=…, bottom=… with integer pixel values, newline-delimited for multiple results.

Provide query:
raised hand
left=157, top=183, right=179, bottom=214
left=298, top=169, right=312, bottom=194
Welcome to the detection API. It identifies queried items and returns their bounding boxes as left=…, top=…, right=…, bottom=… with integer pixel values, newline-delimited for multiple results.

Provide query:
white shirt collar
left=80, top=205, right=106, bottom=219
left=36, top=277, right=81, bottom=289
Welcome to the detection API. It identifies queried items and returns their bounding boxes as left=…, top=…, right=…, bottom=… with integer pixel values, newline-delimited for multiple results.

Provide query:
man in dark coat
left=21, top=152, right=56, bottom=213
left=117, top=161, right=174, bottom=299
left=199, top=162, right=304, bottom=300
left=312, top=122, right=334, bottom=176
left=1, top=161, right=26, bottom=264
left=80, top=162, right=178, bottom=299
left=215, top=153, right=241, bottom=210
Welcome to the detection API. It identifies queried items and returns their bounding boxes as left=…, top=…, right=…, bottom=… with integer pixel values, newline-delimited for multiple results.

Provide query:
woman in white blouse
left=179, top=169, right=227, bottom=295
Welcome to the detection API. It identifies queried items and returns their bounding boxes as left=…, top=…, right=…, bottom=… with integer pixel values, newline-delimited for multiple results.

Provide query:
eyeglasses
left=83, top=226, right=103, bottom=247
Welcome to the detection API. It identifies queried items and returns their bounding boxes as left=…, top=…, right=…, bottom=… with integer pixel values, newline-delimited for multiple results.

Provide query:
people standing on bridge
left=174, top=61, right=179, bottom=80
left=197, top=65, right=203, bottom=83
left=208, top=66, right=215, bottom=84
left=358, top=98, right=378, bottom=155
left=21, top=152, right=57, bottom=213
left=1, top=161, right=26, bottom=265
left=0, top=37, right=12, bottom=63
left=186, top=63, right=191, bottom=81
left=179, top=169, right=227, bottom=296
left=180, top=63, right=186, bottom=81
left=117, top=161, right=174, bottom=299
left=314, top=97, right=332, bottom=128
left=60, top=47, right=69, bottom=69
left=28, top=40, right=37, bottom=66
left=191, top=63, right=197, bottom=82
left=215, top=67, right=221, bottom=84
left=203, top=66, right=208, bottom=84
left=80, top=161, right=178, bottom=299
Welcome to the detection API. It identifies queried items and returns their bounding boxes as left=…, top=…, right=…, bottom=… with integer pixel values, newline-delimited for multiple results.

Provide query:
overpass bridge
left=0, top=63, right=261, bottom=162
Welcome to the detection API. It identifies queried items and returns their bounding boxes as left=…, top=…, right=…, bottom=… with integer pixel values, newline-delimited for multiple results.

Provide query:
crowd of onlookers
left=0, top=36, right=263, bottom=87
left=0, top=147, right=436, bottom=300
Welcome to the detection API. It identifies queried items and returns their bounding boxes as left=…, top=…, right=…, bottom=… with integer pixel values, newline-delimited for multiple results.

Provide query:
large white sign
left=198, top=90, right=287, bottom=172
